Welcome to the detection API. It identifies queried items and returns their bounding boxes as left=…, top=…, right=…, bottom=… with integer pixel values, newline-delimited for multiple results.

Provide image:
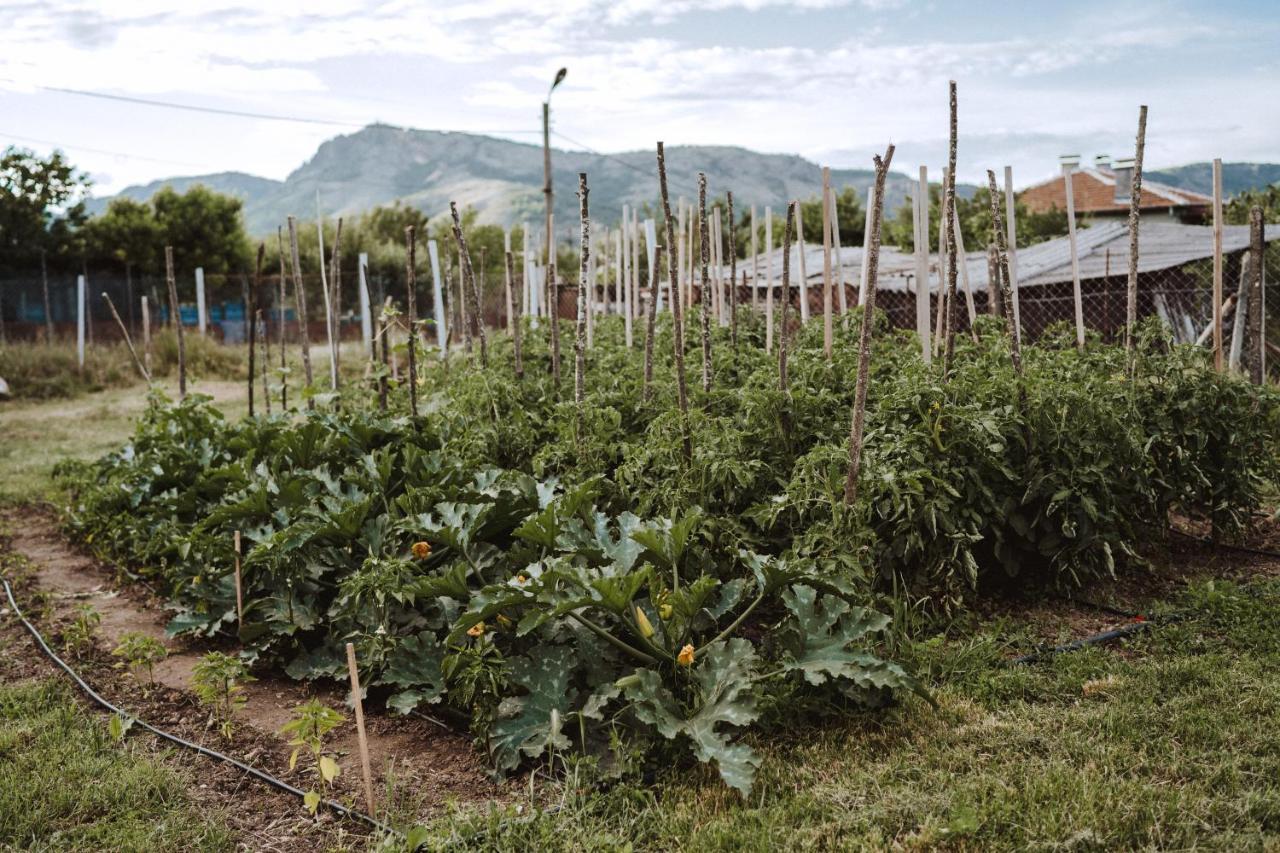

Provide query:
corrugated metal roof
left=733, top=221, right=1274, bottom=294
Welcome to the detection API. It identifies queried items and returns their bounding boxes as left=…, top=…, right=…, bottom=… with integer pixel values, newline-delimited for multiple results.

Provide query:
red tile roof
left=1019, top=168, right=1211, bottom=215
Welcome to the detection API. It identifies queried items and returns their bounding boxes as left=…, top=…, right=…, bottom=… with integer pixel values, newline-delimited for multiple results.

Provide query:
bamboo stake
left=698, top=174, right=714, bottom=394
left=765, top=206, right=774, bottom=353
left=844, top=145, right=895, bottom=506
left=750, top=206, right=759, bottom=311
left=344, top=643, right=376, bottom=816
left=164, top=246, right=186, bottom=399
left=575, top=173, right=589, bottom=443
left=404, top=226, right=419, bottom=417
left=822, top=166, right=833, bottom=358
left=943, top=82, right=960, bottom=375
left=728, top=192, right=738, bottom=349
left=1063, top=166, right=1085, bottom=350
left=233, top=530, right=244, bottom=627
left=287, top=218, right=314, bottom=408
left=657, top=142, right=693, bottom=465
left=1212, top=158, right=1224, bottom=370
left=102, top=292, right=150, bottom=382
left=450, top=202, right=489, bottom=368
left=1124, top=105, right=1148, bottom=364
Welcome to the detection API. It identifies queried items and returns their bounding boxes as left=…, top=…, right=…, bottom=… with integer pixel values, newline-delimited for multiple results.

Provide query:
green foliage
left=885, top=183, right=1071, bottom=253
left=61, top=604, right=101, bottom=659
left=55, top=309, right=1279, bottom=795
left=280, top=698, right=344, bottom=813
left=190, top=651, right=255, bottom=739
left=110, top=632, right=168, bottom=686
left=0, top=146, right=90, bottom=274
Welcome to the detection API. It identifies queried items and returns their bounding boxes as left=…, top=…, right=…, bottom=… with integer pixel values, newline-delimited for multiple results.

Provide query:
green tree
left=81, top=197, right=162, bottom=276
left=886, top=183, right=1070, bottom=254
left=152, top=185, right=252, bottom=279
left=0, top=146, right=90, bottom=273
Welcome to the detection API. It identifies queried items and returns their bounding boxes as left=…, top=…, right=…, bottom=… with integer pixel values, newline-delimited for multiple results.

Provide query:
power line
left=0, top=130, right=209, bottom=169
left=552, top=130, right=652, bottom=178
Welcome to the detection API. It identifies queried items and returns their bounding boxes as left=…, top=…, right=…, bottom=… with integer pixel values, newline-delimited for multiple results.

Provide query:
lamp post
left=543, top=67, right=567, bottom=288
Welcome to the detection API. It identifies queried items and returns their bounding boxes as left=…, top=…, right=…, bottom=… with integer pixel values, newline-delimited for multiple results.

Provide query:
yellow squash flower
left=467, top=622, right=486, bottom=638
left=411, top=541, right=432, bottom=560
left=677, top=644, right=695, bottom=666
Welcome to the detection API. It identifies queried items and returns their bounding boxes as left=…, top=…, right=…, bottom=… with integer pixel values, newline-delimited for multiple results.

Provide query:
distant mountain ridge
left=86, top=125, right=1280, bottom=237
left=1145, top=162, right=1280, bottom=198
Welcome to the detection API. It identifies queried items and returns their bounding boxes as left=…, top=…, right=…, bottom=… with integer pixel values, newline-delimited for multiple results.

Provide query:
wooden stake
left=914, top=166, right=931, bottom=363
left=750, top=205, right=759, bottom=311
left=952, top=208, right=978, bottom=337
left=506, top=251, right=524, bottom=379
left=329, top=218, right=344, bottom=388
left=828, top=187, right=847, bottom=325
left=1003, top=166, right=1021, bottom=344
left=643, top=246, right=663, bottom=401
left=449, top=202, right=489, bottom=368
left=259, top=309, right=271, bottom=416
left=942, top=80, right=961, bottom=375
left=797, top=209, right=809, bottom=324
left=428, top=240, right=446, bottom=358
left=575, top=173, right=589, bottom=443
left=822, top=166, right=833, bottom=358
left=656, top=142, right=693, bottom=466
left=233, top=530, right=244, bottom=626
left=404, top=226, right=419, bottom=417
left=844, top=145, right=895, bottom=506
left=698, top=173, right=713, bottom=394
left=287, top=217, right=314, bottom=407
left=987, top=171, right=1024, bottom=380
left=859, top=184, right=875, bottom=307
left=1125, top=105, right=1148, bottom=363
left=141, top=295, right=152, bottom=376
left=765, top=206, right=775, bottom=353
left=779, top=202, right=796, bottom=394
left=277, top=226, right=289, bottom=411
left=727, top=193, right=738, bottom=349
left=1212, top=158, right=1224, bottom=370
left=76, top=274, right=85, bottom=369
left=1247, top=206, right=1265, bottom=384
left=164, top=247, right=186, bottom=398
left=1064, top=167, right=1085, bottom=350
left=344, top=643, right=376, bottom=817
left=102, top=292, right=150, bottom=382
left=623, top=205, right=633, bottom=347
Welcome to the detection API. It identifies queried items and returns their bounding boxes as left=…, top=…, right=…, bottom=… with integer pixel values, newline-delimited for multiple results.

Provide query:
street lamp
left=543, top=67, right=567, bottom=288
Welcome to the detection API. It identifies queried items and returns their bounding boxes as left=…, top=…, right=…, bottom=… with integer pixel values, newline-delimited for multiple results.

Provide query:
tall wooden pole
left=164, top=246, right=186, bottom=399
left=287, top=217, right=314, bottom=407
left=1124, top=105, right=1148, bottom=363
left=656, top=142, right=693, bottom=466
left=822, top=166, right=834, bottom=358
left=914, top=166, right=931, bottom=363
left=942, top=80, right=961, bottom=375
left=1064, top=167, right=1085, bottom=350
left=1212, top=158, right=1224, bottom=371
left=404, top=226, right=419, bottom=417
left=575, top=173, right=589, bottom=444
left=765, top=206, right=774, bottom=354
left=698, top=173, right=713, bottom=394
left=1003, top=166, right=1021, bottom=344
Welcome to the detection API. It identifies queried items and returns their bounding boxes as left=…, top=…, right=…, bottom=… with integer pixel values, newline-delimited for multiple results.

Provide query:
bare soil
left=0, top=505, right=513, bottom=851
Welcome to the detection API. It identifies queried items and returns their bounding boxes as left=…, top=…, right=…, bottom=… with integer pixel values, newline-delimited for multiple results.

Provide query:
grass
left=411, top=577, right=1280, bottom=851
left=0, top=679, right=234, bottom=851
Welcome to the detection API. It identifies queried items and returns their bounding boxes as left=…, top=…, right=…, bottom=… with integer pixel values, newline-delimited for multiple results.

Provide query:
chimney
left=1094, top=154, right=1111, bottom=170
left=1113, top=157, right=1135, bottom=204
left=1059, top=154, right=1081, bottom=175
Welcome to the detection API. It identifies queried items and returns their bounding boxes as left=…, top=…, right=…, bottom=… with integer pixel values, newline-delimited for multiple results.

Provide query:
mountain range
left=86, top=124, right=1279, bottom=238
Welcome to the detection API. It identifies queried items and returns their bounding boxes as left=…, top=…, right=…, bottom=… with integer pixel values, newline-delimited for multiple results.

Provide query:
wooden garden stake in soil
left=164, top=245, right=186, bottom=399
left=287, top=217, right=314, bottom=408
left=449, top=202, right=489, bottom=368
left=259, top=309, right=271, bottom=416
left=1003, top=166, right=1021, bottom=344
left=506, top=250, right=524, bottom=379
left=233, top=530, right=244, bottom=626
left=102, top=292, right=150, bottom=382
left=277, top=226, right=289, bottom=411
left=643, top=246, right=664, bottom=400
left=986, top=244, right=1003, bottom=317
left=844, top=145, right=895, bottom=506
left=575, top=173, right=589, bottom=444
left=913, top=165, right=931, bottom=364
left=404, top=225, right=420, bottom=418
left=934, top=176, right=949, bottom=358
left=698, top=173, right=713, bottom=394
left=829, top=186, right=848, bottom=325
left=1247, top=206, right=1265, bottom=384
left=765, top=206, right=775, bottom=354
left=986, top=171, right=1024, bottom=379
left=942, top=81, right=961, bottom=375
left=1063, top=166, right=1085, bottom=350
left=656, top=142, right=693, bottom=466
left=41, top=249, right=53, bottom=343
left=248, top=244, right=264, bottom=416
left=1124, top=105, right=1148, bottom=363
left=951, top=211, right=978, bottom=339
left=141, top=295, right=152, bottom=377
left=797, top=211, right=809, bottom=324
left=344, top=643, right=376, bottom=816
left=858, top=185, right=874, bottom=307
left=750, top=205, right=758, bottom=311
left=728, top=192, right=738, bottom=349
left=329, top=218, right=344, bottom=388
left=822, top=166, right=834, bottom=358
left=1212, top=158, right=1224, bottom=370
left=779, top=202, right=796, bottom=395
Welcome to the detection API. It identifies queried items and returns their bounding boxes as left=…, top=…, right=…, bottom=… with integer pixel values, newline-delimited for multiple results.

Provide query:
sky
left=1, top=0, right=1277, bottom=198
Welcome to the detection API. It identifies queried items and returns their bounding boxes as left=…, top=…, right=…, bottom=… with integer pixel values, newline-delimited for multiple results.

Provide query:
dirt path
left=1, top=506, right=510, bottom=836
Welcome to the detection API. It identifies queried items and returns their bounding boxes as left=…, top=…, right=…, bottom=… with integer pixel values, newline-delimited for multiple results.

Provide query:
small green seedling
left=62, top=604, right=101, bottom=659
left=111, top=632, right=168, bottom=687
left=279, top=698, right=344, bottom=814
left=191, top=651, right=255, bottom=739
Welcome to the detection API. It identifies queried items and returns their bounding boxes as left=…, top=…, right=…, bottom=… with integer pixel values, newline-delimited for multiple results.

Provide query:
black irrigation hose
left=0, top=576, right=402, bottom=842
left=1168, top=527, right=1280, bottom=561
left=1011, top=619, right=1158, bottom=665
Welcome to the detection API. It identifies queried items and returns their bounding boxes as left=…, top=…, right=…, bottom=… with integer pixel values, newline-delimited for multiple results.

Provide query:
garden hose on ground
left=0, top=575, right=401, bottom=842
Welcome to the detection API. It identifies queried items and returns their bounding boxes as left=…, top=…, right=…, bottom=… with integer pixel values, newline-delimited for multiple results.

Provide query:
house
left=1019, top=155, right=1211, bottom=224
